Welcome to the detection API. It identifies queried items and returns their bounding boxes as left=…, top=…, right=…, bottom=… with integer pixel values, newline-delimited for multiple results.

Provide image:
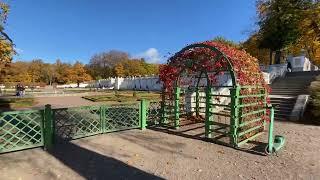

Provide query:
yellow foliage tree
left=1, top=61, right=32, bottom=84
left=287, top=3, right=320, bottom=65
left=242, top=34, right=271, bottom=65
left=114, top=63, right=125, bottom=77
left=0, top=2, right=15, bottom=72
left=66, top=61, right=92, bottom=86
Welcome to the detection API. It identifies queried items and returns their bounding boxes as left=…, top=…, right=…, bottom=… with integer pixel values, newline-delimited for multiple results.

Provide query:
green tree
left=256, top=0, right=312, bottom=64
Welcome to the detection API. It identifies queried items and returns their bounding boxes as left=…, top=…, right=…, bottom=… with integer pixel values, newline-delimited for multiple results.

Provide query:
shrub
left=309, top=75, right=320, bottom=120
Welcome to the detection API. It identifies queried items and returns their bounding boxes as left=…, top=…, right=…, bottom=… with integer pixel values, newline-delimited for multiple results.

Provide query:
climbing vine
left=159, top=41, right=271, bottom=141
left=160, top=41, right=269, bottom=91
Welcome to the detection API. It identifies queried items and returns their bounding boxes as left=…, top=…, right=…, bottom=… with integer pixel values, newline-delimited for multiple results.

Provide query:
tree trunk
left=275, top=50, right=281, bottom=64
left=269, top=49, right=273, bottom=65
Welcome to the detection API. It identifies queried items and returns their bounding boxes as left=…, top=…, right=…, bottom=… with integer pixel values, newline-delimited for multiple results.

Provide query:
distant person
left=287, top=60, right=292, bottom=72
left=16, top=83, right=25, bottom=97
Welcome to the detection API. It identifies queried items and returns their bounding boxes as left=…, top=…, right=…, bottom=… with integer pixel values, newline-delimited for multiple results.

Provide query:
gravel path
left=32, top=96, right=120, bottom=109
left=0, top=120, right=319, bottom=180
left=34, top=96, right=104, bottom=108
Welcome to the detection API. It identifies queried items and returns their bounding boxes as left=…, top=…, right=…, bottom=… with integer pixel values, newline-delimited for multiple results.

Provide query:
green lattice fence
left=1, top=102, right=146, bottom=153
left=104, top=103, right=140, bottom=132
left=0, top=110, right=44, bottom=153
left=146, top=101, right=161, bottom=126
left=53, top=103, right=141, bottom=141
left=53, top=106, right=102, bottom=141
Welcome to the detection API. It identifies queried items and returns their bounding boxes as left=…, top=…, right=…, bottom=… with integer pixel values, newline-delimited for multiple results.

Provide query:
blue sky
left=6, top=0, right=256, bottom=64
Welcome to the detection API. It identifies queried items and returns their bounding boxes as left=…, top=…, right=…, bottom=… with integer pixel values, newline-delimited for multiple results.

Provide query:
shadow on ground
left=148, top=124, right=268, bottom=156
left=49, top=138, right=163, bottom=180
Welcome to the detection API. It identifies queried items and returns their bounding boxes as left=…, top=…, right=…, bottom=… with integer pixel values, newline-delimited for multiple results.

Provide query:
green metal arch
left=169, top=43, right=238, bottom=88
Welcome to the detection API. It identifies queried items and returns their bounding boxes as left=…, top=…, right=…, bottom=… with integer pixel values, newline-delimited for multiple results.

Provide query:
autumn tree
left=242, top=34, right=271, bottom=65
left=143, top=61, right=159, bottom=75
left=54, top=59, right=71, bottom=84
left=287, top=1, right=320, bottom=65
left=41, top=63, right=56, bottom=85
left=114, top=63, right=125, bottom=77
left=0, top=2, right=15, bottom=74
left=0, top=61, right=31, bottom=84
left=66, top=61, right=92, bottom=87
left=87, top=50, right=129, bottom=79
left=256, top=0, right=312, bottom=64
left=28, top=59, right=44, bottom=84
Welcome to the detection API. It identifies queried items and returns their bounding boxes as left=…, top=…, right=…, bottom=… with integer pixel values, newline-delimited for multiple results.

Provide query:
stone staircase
left=270, top=71, right=320, bottom=121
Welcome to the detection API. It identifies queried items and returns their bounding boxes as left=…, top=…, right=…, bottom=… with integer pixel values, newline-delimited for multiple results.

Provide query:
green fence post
left=44, top=104, right=54, bottom=150
left=174, top=87, right=181, bottom=129
left=267, top=105, right=275, bottom=153
left=230, top=86, right=240, bottom=147
left=205, top=86, right=213, bottom=138
left=140, top=99, right=147, bottom=130
left=100, top=105, right=106, bottom=133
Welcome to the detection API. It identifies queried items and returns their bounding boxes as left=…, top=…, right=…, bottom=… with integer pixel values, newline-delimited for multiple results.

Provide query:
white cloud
left=135, top=48, right=161, bottom=63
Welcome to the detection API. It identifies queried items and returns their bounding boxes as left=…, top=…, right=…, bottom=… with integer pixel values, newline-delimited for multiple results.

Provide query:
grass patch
left=83, top=91, right=160, bottom=102
left=0, top=97, right=35, bottom=109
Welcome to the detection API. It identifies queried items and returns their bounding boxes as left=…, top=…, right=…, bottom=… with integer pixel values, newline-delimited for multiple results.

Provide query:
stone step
left=271, top=88, right=303, bottom=90
left=286, top=71, right=320, bottom=77
left=268, top=71, right=320, bottom=121
left=272, top=84, right=310, bottom=86
left=271, top=100, right=296, bottom=103
left=271, top=102, right=295, bottom=106
left=270, top=90, right=302, bottom=93
left=274, top=114, right=290, bottom=118
left=274, top=109, right=292, bottom=114
left=274, top=103, right=294, bottom=108
left=270, top=93, right=300, bottom=96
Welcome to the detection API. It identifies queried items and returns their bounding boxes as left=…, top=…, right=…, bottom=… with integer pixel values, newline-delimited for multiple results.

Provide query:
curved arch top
left=168, top=43, right=238, bottom=88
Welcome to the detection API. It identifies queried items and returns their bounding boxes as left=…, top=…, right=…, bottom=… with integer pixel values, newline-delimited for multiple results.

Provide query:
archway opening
left=159, top=42, right=269, bottom=147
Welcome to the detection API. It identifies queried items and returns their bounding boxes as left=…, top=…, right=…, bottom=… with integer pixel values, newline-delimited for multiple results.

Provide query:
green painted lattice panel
left=146, top=101, right=161, bottom=126
left=0, top=110, right=44, bottom=153
left=104, top=103, right=140, bottom=132
left=53, top=106, right=101, bottom=141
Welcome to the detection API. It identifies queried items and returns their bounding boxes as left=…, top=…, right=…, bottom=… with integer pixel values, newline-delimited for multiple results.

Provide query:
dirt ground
left=0, top=120, right=319, bottom=180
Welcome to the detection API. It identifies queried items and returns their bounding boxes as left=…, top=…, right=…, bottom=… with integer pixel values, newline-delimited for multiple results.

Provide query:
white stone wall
left=261, top=64, right=287, bottom=84
left=56, top=83, right=89, bottom=88
left=289, top=55, right=318, bottom=72
left=114, top=76, right=162, bottom=91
